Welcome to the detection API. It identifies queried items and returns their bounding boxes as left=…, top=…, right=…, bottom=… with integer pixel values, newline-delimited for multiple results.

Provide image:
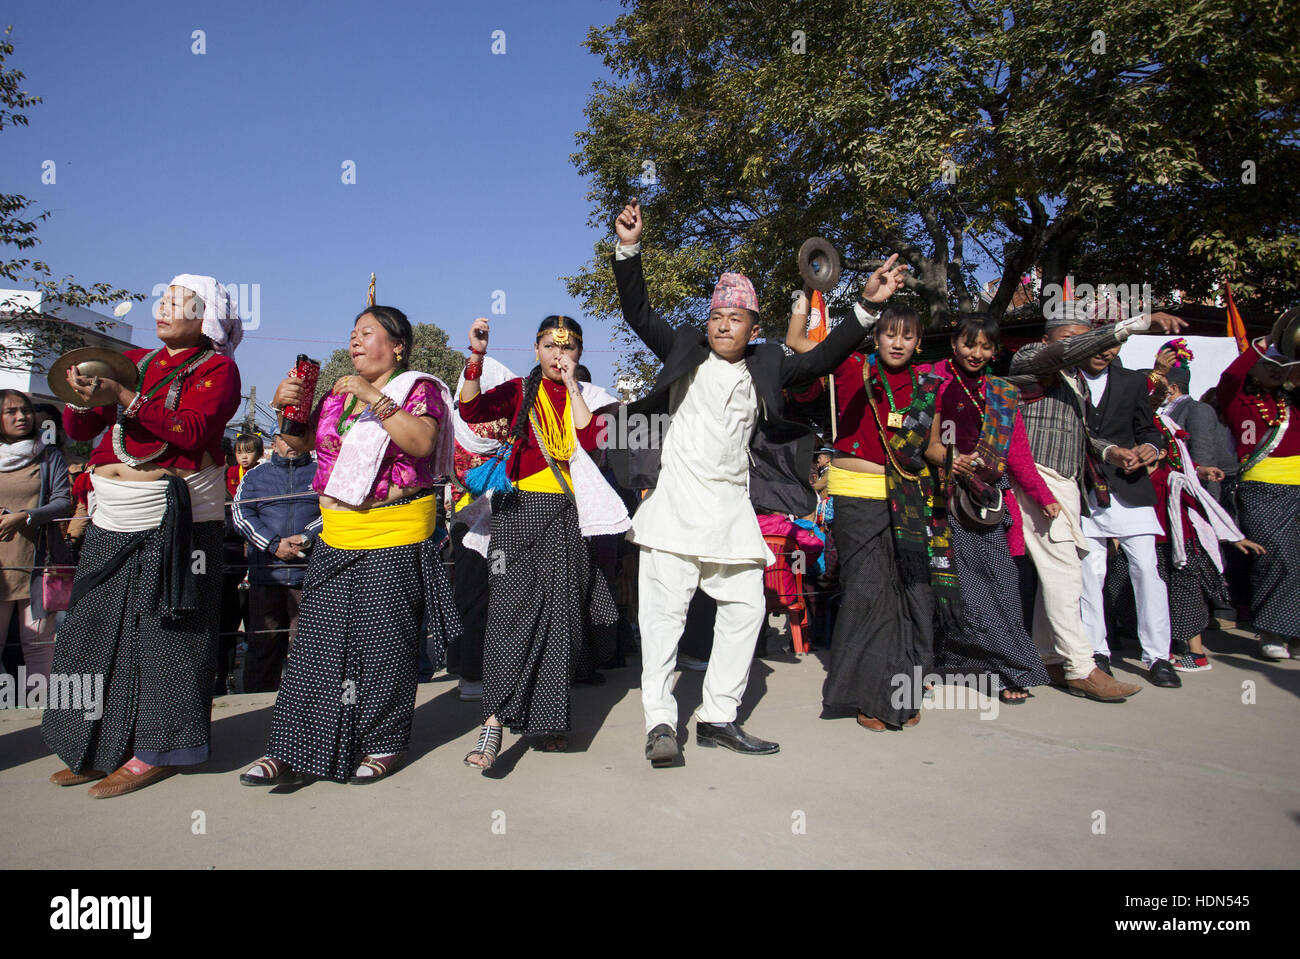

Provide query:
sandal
left=541, top=734, right=568, bottom=752
left=348, top=753, right=404, bottom=785
left=998, top=687, right=1032, bottom=705
left=240, top=757, right=303, bottom=787
left=464, top=725, right=503, bottom=770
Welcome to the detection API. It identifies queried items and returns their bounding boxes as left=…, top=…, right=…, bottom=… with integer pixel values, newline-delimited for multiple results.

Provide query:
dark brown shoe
left=856, top=712, right=888, bottom=731
left=87, top=764, right=177, bottom=799
left=1045, top=663, right=1068, bottom=687
left=1066, top=668, right=1142, bottom=703
left=50, top=768, right=107, bottom=787
left=903, top=712, right=920, bottom=727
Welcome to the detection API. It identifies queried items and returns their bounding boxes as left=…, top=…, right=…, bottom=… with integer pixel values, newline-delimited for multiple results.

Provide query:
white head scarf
left=168, top=274, right=242, bottom=356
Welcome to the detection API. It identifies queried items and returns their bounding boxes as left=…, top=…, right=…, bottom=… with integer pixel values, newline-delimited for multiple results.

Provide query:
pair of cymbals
left=47, top=348, right=139, bottom=407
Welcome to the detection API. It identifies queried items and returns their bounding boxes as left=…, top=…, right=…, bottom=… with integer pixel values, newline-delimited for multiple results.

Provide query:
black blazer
left=607, top=252, right=869, bottom=516
left=1084, top=364, right=1166, bottom=508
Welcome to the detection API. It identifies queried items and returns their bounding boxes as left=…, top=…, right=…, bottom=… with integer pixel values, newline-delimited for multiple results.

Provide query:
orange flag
left=367, top=272, right=376, bottom=307
left=1224, top=281, right=1248, bottom=353
left=806, top=289, right=828, bottom=343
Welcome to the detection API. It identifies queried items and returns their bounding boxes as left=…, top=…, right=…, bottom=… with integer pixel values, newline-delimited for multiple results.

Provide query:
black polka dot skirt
left=264, top=524, right=460, bottom=782
left=41, top=521, right=224, bottom=773
left=481, top=489, right=617, bottom=736
left=935, top=517, right=1050, bottom=690
left=1236, top=480, right=1300, bottom=639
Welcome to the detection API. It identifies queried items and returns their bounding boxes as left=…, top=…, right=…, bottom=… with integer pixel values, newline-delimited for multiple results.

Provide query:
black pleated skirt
left=42, top=521, right=224, bottom=773
left=480, top=489, right=617, bottom=736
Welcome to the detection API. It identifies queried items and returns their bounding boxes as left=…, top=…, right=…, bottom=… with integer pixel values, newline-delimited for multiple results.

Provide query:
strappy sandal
left=240, top=757, right=303, bottom=787
left=348, top=753, right=404, bottom=785
left=541, top=734, right=568, bottom=752
left=464, top=725, right=503, bottom=770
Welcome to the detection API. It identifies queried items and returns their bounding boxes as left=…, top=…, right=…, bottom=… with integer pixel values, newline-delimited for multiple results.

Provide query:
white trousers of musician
left=637, top=547, right=766, bottom=733
left=1080, top=533, right=1172, bottom=666
left=1015, top=466, right=1097, bottom=680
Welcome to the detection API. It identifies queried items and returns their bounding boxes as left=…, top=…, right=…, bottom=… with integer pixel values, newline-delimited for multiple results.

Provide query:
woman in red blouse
left=1215, top=332, right=1300, bottom=658
left=457, top=314, right=616, bottom=769
left=786, top=278, right=951, bottom=732
left=43, top=276, right=243, bottom=799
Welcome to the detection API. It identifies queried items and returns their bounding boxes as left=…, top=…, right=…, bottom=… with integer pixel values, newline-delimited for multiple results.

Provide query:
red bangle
left=463, top=359, right=483, bottom=381
left=468, top=346, right=486, bottom=356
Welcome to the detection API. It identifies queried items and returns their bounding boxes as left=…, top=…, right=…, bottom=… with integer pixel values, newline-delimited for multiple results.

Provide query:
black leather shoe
left=695, top=721, right=779, bottom=755
left=1094, top=653, right=1113, bottom=676
left=645, top=724, right=678, bottom=767
left=1147, top=659, right=1182, bottom=688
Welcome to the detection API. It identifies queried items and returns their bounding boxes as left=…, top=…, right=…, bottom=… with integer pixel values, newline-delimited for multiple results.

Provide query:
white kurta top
left=1080, top=368, right=1162, bottom=538
left=629, top=351, right=772, bottom=564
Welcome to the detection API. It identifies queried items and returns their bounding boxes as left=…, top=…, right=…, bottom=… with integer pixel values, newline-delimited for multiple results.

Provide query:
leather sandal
left=240, top=757, right=303, bottom=787
left=348, top=753, right=404, bottom=785
left=464, top=725, right=503, bottom=770
left=540, top=734, right=568, bottom=752
left=50, top=767, right=107, bottom=787
left=87, top=763, right=177, bottom=799
left=856, top=712, right=888, bottom=732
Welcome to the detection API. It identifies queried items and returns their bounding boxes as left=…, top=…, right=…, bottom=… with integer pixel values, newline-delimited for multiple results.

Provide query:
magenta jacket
left=932, top=359, right=1057, bottom=556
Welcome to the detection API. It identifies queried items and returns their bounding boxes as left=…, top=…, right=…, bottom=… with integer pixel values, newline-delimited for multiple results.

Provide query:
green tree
left=315, top=322, right=465, bottom=405
left=567, top=0, right=1299, bottom=382
left=0, top=25, right=144, bottom=374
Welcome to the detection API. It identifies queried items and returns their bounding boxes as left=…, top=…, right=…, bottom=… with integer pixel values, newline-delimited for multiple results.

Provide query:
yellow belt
left=826, top=463, right=888, bottom=500
left=320, top=494, right=438, bottom=549
left=516, top=465, right=571, bottom=494
left=1243, top=455, right=1300, bottom=485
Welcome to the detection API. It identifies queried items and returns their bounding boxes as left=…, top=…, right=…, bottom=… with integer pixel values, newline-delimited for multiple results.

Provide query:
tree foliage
left=567, top=0, right=1300, bottom=382
left=0, top=25, right=144, bottom=374
left=315, top=322, right=465, bottom=405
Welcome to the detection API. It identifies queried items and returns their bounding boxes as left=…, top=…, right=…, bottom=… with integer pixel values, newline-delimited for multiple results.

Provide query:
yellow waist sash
left=516, top=464, right=571, bottom=494
left=320, top=494, right=438, bottom=549
left=826, top=463, right=888, bottom=500
left=1243, top=455, right=1300, bottom=485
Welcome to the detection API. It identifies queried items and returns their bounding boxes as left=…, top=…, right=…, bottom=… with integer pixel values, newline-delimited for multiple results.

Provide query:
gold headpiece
left=540, top=315, right=580, bottom=347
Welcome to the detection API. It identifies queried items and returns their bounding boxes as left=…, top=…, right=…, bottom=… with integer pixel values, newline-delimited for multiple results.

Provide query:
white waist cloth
left=91, top=465, right=226, bottom=532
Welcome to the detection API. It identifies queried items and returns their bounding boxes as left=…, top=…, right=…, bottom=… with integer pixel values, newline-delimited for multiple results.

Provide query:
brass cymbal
left=798, top=237, right=842, bottom=293
left=47, top=347, right=139, bottom=407
left=1270, top=306, right=1300, bottom=361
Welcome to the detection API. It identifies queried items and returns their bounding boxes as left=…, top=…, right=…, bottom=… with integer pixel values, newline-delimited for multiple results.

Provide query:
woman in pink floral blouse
left=241, top=305, right=461, bottom=786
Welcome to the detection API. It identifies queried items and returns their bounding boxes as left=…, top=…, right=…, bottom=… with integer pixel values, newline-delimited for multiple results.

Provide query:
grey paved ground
left=2, top=624, right=1297, bottom=869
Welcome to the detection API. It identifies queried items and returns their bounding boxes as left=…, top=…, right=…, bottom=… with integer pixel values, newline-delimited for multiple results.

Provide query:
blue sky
left=2, top=0, right=629, bottom=416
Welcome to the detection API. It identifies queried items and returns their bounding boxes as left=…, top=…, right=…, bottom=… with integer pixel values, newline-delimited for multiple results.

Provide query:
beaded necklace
left=336, top=370, right=397, bottom=436
left=870, top=357, right=917, bottom=429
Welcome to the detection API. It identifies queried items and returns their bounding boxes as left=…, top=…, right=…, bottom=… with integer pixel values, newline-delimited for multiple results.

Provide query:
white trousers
left=637, top=547, right=766, bottom=732
left=1015, top=466, right=1096, bottom=680
left=1080, top=533, right=1172, bottom=665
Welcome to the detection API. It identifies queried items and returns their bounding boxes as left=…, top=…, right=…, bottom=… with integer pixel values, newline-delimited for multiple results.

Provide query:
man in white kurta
left=631, top=349, right=776, bottom=745
left=1078, top=365, right=1174, bottom=673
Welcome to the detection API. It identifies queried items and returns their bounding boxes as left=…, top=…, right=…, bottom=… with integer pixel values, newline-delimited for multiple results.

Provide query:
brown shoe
left=1066, top=668, right=1142, bottom=703
left=903, top=712, right=920, bottom=727
left=87, top=763, right=177, bottom=799
left=1045, top=663, right=1068, bottom=687
left=856, top=712, right=888, bottom=731
left=50, top=767, right=107, bottom=787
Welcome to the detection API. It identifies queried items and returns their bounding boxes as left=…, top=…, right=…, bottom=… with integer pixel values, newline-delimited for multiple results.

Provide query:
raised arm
left=610, top=198, right=677, bottom=363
